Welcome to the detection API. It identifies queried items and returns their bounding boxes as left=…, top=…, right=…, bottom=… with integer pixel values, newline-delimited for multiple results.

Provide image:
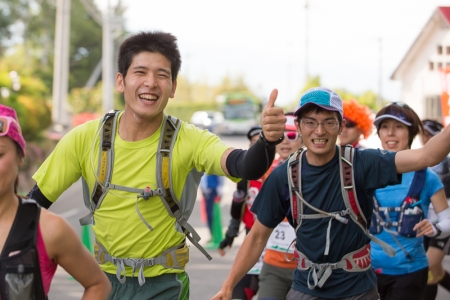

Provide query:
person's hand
left=218, top=218, right=240, bottom=256
left=218, top=235, right=235, bottom=256
left=211, top=288, right=232, bottom=300
left=413, top=219, right=434, bottom=237
left=260, top=89, right=286, bottom=142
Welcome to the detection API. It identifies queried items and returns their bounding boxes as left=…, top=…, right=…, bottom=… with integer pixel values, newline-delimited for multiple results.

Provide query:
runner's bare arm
left=40, top=209, right=111, bottom=299
left=211, top=219, right=273, bottom=300
left=395, top=126, right=450, bottom=174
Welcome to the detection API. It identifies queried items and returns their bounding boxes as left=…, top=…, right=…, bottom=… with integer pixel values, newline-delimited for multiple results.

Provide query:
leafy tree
left=0, top=53, right=51, bottom=141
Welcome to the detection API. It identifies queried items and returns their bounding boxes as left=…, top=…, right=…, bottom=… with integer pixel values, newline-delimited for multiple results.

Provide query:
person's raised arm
left=221, top=89, right=286, bottom=180
left=211, top=219, right=273, bottom=300
left=41, top=210, right=111, bottom=299
left=395, top=126, right=450, bottom=174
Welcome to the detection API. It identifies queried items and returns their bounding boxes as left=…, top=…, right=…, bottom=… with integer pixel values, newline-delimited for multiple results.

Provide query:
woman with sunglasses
left=257, top=113, right=303, bottom=300
left=218, top=113, right=303, bottom=300
left=370, top=103, right=450, bottom=300
left=420, top=119, right=450, bottom=300
left=0, top=104, right=111, bottom=299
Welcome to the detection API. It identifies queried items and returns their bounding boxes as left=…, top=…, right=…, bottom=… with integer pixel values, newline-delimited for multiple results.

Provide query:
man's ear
left=170, top=80, right=177, bottom=98
left=116, top=73, right=124, bottom=93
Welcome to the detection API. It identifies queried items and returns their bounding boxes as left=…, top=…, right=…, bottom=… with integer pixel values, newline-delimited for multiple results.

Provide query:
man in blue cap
left=212, top=87, right=450, bottom=300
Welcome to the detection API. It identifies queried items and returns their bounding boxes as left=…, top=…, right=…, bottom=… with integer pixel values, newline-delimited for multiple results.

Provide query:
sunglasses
left=0, top=116, right=21, bottom=136
left=284, top=131, right=299, bottom=141
left=345, top=121, right=357, bottom=128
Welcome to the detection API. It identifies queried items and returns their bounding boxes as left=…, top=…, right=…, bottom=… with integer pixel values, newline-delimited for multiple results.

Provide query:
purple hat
left=294, top=87, right=343, bottom=118
left=0, top=105, right=26, bottom=155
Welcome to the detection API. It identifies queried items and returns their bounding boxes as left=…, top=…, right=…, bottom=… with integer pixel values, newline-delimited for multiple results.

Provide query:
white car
left=189, top=110, right=224, bottom=134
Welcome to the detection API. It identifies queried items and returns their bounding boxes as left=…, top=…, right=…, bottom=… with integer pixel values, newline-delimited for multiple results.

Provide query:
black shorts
left=424, top=235, right=450, bottom=254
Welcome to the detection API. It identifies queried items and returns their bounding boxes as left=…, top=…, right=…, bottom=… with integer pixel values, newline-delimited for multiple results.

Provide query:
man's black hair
left=118, top=31, right=181, bottom=82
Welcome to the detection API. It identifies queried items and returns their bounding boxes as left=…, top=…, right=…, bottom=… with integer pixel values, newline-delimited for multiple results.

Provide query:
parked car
left=189, top=110, right=224, bottom=134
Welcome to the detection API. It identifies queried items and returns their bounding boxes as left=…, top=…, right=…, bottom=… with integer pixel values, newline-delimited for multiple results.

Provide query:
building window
left=425, top=95, right=442, bottom=120
left=447, top=46, right=450, bottom=54
left=438, top=62, right=443, bottom=69
left=430, top=62, right=434, bottom=70
left=447, top=62, right=450, bottom=67
left=438, top=45, right=443, bottom=54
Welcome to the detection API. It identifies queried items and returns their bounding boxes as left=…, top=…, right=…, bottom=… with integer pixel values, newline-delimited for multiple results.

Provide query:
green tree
left=0, top=55, right=51, bottom=141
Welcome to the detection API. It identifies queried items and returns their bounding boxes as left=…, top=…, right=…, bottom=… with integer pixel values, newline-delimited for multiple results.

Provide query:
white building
left=391, top=6, right=450, bottom=121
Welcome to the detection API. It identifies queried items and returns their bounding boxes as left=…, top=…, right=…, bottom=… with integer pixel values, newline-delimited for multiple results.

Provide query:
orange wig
left=342, top=99, right=374, bottom=138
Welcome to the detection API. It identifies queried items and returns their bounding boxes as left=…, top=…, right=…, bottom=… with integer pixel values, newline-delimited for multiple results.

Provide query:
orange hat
left=342, top=99, right=373, bottom=138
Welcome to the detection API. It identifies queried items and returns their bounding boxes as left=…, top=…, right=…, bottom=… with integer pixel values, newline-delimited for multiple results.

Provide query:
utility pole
left=102, top=1, right=114, bottom=114
left=305, top=0, right=309, bottom=80
left=52, top=0, right=71, bottom=130
left=378, top=37, right=383, bottom=108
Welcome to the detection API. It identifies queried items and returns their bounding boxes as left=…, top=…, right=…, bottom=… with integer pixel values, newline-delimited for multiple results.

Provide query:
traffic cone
left=200, top=196, right=207, bottom=224
left=205, top=196, right=223, bottom=249
left=81, top=225, right=93, bottom=254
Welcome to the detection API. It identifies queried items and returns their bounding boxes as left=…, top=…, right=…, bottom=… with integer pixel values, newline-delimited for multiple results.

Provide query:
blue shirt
left=371, top=169, right=443, bottom=275
left=251, top=146, right=400, bottom=298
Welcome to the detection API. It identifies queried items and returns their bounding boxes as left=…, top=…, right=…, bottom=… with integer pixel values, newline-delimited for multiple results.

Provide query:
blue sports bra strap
left=408, top=168, right=427, bottom=199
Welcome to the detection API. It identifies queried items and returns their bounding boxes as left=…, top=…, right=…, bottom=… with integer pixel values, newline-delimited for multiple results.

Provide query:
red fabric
left=37, top=225, right=57, bottom=295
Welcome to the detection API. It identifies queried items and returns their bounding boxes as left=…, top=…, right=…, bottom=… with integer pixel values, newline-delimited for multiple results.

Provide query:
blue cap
left=373, top=114, right=412, bottom=127
left=294, top=87, right=343, bottom=118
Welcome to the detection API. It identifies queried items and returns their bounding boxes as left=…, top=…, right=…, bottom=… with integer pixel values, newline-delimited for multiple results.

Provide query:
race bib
left=266, top=222, right=296, bottom=253
left=248, top=250, right=265, bottom=275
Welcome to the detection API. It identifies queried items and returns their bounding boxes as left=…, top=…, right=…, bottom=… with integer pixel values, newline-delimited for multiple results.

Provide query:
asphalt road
left=45, top=134, right=450, bottom=299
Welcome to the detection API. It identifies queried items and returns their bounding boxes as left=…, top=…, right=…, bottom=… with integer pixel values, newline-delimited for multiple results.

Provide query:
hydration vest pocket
left=397, top=203, right=423, bottom=237
left=5, top=264, right=35, bottom=300
left=370, top=213, right=386, bottom=235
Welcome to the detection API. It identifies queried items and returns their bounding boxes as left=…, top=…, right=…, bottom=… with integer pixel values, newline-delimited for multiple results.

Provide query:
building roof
left=439, top=6, right=450, bottom=26
left=391, top=7, right=450, bottom=80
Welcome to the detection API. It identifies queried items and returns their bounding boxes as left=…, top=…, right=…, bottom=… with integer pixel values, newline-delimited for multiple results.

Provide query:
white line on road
left=58, top=207, right=83, bottom=219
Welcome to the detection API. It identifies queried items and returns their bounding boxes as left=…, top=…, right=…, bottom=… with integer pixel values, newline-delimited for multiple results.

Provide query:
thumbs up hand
left=260, top=89, right=286, bottom=142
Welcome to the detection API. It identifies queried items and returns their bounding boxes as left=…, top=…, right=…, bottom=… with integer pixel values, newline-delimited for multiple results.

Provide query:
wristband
left=258, top=131, right=284, bottom=147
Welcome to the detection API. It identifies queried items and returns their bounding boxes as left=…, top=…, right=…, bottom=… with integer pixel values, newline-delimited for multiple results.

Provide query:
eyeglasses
left=300, top=119, right=339, bottom=130
left=284, top=131, right=299, bottom=141
left=0, top=116, right=21, bottom=136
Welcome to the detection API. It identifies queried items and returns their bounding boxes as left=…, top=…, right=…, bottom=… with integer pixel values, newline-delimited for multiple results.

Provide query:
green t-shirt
left=33, top=113, right=232, bottom=277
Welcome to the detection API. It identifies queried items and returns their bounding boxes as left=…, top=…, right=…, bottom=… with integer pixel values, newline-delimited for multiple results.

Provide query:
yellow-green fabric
left=33, top=113, right=233, bottom=277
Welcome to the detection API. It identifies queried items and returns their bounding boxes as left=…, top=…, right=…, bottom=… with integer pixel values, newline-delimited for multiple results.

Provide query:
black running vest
left=0, top=198, right=46, bottom=300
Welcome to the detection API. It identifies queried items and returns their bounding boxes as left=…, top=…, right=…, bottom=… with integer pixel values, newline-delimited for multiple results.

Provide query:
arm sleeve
left=226, top=137, right=276, bottom=180
left=27, top=184, right=53, bottom=209
left=230, top=181, right=247, bottom=219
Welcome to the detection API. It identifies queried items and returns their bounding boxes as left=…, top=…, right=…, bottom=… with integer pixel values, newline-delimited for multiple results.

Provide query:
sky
left=97, top=0, right=450, bottom=107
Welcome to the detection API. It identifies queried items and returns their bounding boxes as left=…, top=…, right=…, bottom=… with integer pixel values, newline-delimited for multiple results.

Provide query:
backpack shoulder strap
left=2, top=198, right=40, bottom=257
left=340, top=145, right=396, bottom=257
left=156, top=115, right=182, bottom=217
left=407, top=168, right=426, bottom=199
left=287, top=148, right=305, bottom=229
left=80, top=110, right=119, bottom=226
left=156, top=116, right=212, bottom=260
left=339, top=145, right=368, bottom=231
